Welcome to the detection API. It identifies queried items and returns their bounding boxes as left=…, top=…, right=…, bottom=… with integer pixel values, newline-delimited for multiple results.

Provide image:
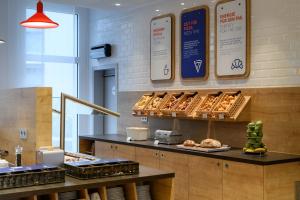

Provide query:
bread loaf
left=200, top=138, right=221, bottom=148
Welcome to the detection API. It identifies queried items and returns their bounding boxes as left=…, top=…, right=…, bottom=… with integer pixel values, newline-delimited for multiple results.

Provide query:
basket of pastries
left=173, top=92, right=203, bottom=116
left=195, top=91, right=223, bottom=118
left=132, top=93, right=154, bottom=115
left=144, top=92, right=169, bottom=115
left=159, top=92, right=185, bottom=116
left=212, top=91, right=245, bottom=118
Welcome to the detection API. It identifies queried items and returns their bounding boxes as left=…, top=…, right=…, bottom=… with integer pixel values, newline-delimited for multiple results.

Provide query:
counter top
left=0, top=166, right=174, bottom=200
left=80, top=134, right=300, bottom=165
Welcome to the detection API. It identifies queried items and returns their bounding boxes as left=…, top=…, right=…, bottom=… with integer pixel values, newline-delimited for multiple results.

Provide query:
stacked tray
left=107, top=187, right=126, bottom=200
left=0, top=164, right=65, bottom=190
left=132, top=93, right=154, bottom=115
left=137, top=185, right=152, bottom=200
left=64, top=158, right=139, bottom=180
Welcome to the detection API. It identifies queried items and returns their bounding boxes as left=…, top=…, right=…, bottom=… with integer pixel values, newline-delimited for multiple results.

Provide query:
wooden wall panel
left=118, top=87, right=300, bottom=154
left=0, top=87, right=52, bottom=165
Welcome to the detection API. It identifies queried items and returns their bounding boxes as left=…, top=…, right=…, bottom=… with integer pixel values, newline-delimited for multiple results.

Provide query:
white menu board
left=150, top=15, right=174, bottom=81
left=215, top=0, right=250, bottom=78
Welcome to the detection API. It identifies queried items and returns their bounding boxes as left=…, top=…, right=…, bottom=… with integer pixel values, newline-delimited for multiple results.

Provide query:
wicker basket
left=173, top=92, right=203, bottom=116
left=132, top=93, right=154, bottom=115
left=144, top=92, right=169, bottom=116
left=159, top=92, right=185, bottom=116
left=195, top=92, right=224, bottom=118
left=64, top=159, right=139, bottom=180
left=0, top=165, right=65, bottom=190
left=212, top=91, right=245, bottom=118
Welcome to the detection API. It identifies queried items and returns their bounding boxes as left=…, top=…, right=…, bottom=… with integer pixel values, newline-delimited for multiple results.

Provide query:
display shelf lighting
left=20, top=0, right=59, bottom=29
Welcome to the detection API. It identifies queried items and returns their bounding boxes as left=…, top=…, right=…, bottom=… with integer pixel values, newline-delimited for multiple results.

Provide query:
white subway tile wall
left=89, top=0, right=300, bottom=92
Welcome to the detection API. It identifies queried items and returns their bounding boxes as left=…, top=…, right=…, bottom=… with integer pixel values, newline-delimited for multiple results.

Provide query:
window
left=25, top=9, right=79, bottom=152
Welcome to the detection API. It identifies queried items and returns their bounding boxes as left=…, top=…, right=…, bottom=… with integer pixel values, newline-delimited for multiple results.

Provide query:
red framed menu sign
left=150, top=14, right=175, bottom=81
left=215, top=0, right=251, bottom=79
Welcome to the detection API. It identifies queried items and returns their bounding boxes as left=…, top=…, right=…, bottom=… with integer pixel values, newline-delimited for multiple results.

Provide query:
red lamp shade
left=20, top=0, right=59, bottom=29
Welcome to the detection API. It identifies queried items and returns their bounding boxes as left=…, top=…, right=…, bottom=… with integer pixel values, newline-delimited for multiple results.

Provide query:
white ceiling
left=46, top=0, right=170, bottom=18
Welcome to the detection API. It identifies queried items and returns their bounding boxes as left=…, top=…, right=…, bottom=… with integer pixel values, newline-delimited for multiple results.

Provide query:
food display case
left=195, top=92, right=223, bottom=118
left=0, top=164, right=65, bottom=190
left=64, top=158, right=139, bottom=180
left=212, top=91, right=245, bottom=118
left=144, top=92, right=169, bottom=116
left=173, top=92, right=203, bottom=116
left=132, top=93, right=154, bottom=115
left=159, top=92, right=185, bottom=116
left=132, top=90, right=251, bottom=121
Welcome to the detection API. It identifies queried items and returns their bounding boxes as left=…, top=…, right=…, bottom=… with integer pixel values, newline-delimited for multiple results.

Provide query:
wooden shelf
left=133, top=96, right=251, bottom=122
left=98, top=186, right=108, bottom=200
left=4, top=167, right=174, bottom=200
left=124, top=183, right=138, bottom=200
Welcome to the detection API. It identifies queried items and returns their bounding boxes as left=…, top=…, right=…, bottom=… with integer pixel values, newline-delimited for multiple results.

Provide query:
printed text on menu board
left=151, top=16, right=172, bottom=81
left=216, top=0, right=247, bottom=77
left=181, top=7, right=208, bottom=79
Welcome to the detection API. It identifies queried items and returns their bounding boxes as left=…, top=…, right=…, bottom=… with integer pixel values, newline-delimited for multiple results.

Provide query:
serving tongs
left=213, top=91, right=223, bottom=97
left=233, top=90, right=241, bottom=96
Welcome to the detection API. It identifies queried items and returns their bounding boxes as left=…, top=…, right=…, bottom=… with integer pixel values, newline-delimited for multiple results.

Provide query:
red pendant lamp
left=20, top=0, right=59, bottom=29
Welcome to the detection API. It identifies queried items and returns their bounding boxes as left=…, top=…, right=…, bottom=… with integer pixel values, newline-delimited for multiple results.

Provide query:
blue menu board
left=181, top=6, right=209, bottom=79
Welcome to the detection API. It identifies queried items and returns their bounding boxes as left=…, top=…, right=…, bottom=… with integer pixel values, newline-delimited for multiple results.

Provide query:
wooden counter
left=0, top=166, right=174, bottom=200
left=80, top=135, right=300, bottom=200
left=79, top=134, right=300, bottom=165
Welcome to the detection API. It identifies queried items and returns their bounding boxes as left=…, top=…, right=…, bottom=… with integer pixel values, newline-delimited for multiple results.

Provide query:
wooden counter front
left=0, top=166, right=175, bottom=200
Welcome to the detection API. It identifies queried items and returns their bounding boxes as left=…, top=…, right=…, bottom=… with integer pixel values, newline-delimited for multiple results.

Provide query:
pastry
left=163, top=95, right=181, bottom=110
left=199, top=138, right=221, bottom=148
left=177, top=97, right=193, bottom=111
left=200, top=96, right=219, bottom=112
left=146, top=96, right=162, bottom=110
left=134, top=95, right=152, bottom=109
left=215, top=94, right=238, bottom=112
left=183, top=140, right=196, bottom=147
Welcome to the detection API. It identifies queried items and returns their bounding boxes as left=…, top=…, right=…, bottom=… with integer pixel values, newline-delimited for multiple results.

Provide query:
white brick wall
left=89, top=0, right=300, bottom=92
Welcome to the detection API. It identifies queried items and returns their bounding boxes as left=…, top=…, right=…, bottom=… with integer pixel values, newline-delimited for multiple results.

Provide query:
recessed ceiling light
left=115, top=3, right=121, bottom=6
left=180, top=2, right=185, bottom=6
left=155, top=9, right=160, bottom=12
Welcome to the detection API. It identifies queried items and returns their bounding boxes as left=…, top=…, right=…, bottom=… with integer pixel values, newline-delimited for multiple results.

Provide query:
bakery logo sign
left=194, top=59, right=202, bottom=73
left=231, top=58, right=243, bottom=70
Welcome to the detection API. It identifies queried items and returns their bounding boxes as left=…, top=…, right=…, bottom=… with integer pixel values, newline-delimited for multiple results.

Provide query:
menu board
left=150, top=14, right=174, bottom=81
left=181, top=6, right=209, bottom=80
left=215, top=0, right=250, bottom=78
